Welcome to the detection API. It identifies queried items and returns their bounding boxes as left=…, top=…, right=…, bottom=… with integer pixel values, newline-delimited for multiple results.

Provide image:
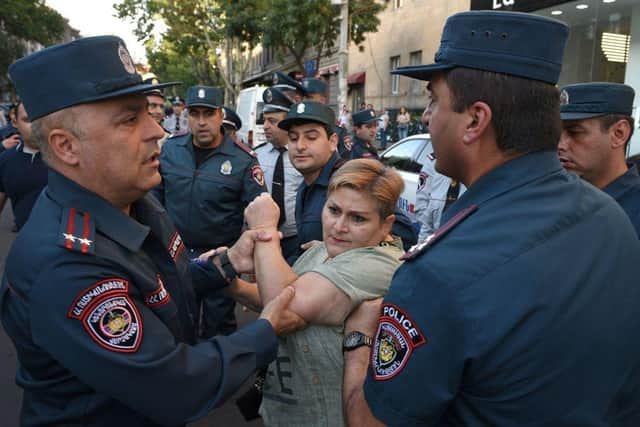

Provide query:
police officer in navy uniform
left=254, top=87, right=304, bottom=260
left=558, top=82, right=640, bottom=236
left=0, top=35, right=300, bottom=427
left=347, top=108, right=379, bottom=160
left=342, top=11, right=640, bottom=426
left=222, top=106, right=242, bottom=142
left=155, top=85, right=267, bottom=338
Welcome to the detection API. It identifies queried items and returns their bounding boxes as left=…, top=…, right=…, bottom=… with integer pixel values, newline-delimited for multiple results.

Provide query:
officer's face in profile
left=322, top=187, right=393, bottom=258
left=425, top=74, right=467, bottom=177
left=146, top=95, right=165, bottom=124
left=263, top=111, right=288, bottom=147
left=558, top=117, right=623, bottom=184
left=304, top=93, right=327, bottom=104
left=355, top=122, right=376, bottom=143
left=287, top=122, right=337, bottom=179
left=15, top=103, right=35, bottom=149
left=65, top=94, right=164, bottom=206
left=188, top=106, right=223, bottom=148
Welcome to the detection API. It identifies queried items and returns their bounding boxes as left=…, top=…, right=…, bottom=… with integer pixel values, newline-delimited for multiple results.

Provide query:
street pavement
left=0, top=207, right=264, bottom=426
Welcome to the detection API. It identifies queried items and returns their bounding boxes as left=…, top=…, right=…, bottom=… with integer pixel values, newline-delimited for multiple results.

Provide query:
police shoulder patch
left=251, top=164, right=265, bottom=187
left=68, top=278, right=143, bottom=353
left=168, top=232, right=184, bottom=262
left=418, top=171, right=429, bottom=192
left=372, top=303, right=426, bottom=381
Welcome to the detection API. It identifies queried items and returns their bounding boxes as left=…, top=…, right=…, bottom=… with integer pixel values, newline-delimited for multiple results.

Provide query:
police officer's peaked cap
left=263, top=87, right=293, bottom=113
left=8, top=35, right=180, bottom=121
left=186, top=86, right=223, bottom=109
left=171, top=96, right=185, bottom=105
left=222, top=107, right=242, bottom=130
left=272, top=71, right=304, bottom=95
left=393, top=11, right=568, bottom=84
left=278, top=101, right=336, bottom=131
left=560, top=83, right=635, bottom=121
left=143, top=73, right=165, bottom=99
left=302, top=78, right=328, bottom=96
left=352, top=108, right=378, bottom=126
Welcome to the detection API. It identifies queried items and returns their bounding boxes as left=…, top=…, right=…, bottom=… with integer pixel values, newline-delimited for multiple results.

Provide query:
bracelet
left=218, top=250, right=238, bottom=283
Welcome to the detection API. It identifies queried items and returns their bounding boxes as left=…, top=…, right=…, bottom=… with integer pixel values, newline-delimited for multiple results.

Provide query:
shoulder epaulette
left=333, top=158, right=347, bottom=172
left=252, top=142, right=268, bottom=151
left=168, top=130, right=189, bottom=139
left=57, top=207, right=96, bottom=255
left=401, top=204, right=477, bottom=261
left=233, top=138, right=257, bottom=158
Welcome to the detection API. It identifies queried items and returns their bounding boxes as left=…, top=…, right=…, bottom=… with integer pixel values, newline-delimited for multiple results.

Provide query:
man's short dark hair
left=599, top=114, right=635, bottom=146
left=445, top=67, right=561, bottom=155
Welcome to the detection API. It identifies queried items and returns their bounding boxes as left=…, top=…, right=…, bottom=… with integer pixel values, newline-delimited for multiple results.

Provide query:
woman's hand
left=245, top=192, right=280, bottom=230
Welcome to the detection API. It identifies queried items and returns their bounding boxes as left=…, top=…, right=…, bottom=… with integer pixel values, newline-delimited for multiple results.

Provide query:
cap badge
left=117, top=44, right=136, bottom=75
left=273, top=73, right=279, bottom=84
left=303, top=80, right=309, bottom=88
left=220, top=160, right=233, bottom=175
left=297, top=103, right=306, bottom=114
left=265, top=89, right=273, bottom=103
left=560, top=89, right=569, bottom=106
left=198, top=88, right=205, bottom=99
left=370, top=110, right=375, bottom=117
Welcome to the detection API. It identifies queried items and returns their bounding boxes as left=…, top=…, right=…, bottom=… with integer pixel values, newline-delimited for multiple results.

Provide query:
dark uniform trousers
left=154, top=133, right=266, bottom=338
left=364, top=151, right=640, bottom=426
left=0, top=170, right=277, bottom=426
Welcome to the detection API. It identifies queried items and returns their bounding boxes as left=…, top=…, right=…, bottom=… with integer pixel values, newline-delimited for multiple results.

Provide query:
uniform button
left=302, top=345, right=310, bottom=353
left=312, top=375, right=320, bottom=385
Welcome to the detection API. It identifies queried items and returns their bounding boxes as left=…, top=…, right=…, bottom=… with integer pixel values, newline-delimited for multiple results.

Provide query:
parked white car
left=379, top=134, right=433, bottom=224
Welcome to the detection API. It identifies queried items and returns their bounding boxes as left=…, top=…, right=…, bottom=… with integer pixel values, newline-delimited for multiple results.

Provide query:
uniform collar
left=315, top=152, right=341, bottom=186
left=177, top=133, right=236, bottom=156
left=46, top=169, right=151, bottom=252
left=602, top=164, right=640, bottom=201
left=442, top=150, right=563, bottom=223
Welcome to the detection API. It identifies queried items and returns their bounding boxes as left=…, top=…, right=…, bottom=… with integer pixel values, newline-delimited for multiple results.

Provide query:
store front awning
left=348, top=71, right=366, bottom=85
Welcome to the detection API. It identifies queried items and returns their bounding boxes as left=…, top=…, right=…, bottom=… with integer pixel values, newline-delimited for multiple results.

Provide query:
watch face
left=345, top=332, right=362, bottom=347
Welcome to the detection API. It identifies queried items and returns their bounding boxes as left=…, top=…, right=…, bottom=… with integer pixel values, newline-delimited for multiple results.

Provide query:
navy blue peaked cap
left=186, top=86, right=223, bottom=109
left=278, top=101, right=335, bottom=131
left=263, top=87, right=293, bottom=113
left=352, top=109, right=378, bottom=126
left=272, top=71, right=304, bottom=95
left=9, top=35, right=179, bottom=121
left=222, top=107, right=242, bottom=130
left=560, top=83, right=635, bottom=120
left=393, top=11, right=569, bottom=84
left=302, top=78, right=328, bottom=96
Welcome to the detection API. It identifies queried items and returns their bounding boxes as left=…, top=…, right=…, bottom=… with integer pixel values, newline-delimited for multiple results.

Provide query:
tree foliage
left=0, top=0, right=66, bottom=94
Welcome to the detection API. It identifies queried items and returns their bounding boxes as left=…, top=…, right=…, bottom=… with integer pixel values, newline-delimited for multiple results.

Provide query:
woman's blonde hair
left=328, top=159, right=404, bottom=219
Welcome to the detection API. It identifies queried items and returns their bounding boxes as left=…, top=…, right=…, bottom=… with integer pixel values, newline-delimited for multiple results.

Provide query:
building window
left=390, top=55, right=400, bottom=94
left=409, top=50, right=422, bottom=95
left=395, top=0, right=404, bottom=9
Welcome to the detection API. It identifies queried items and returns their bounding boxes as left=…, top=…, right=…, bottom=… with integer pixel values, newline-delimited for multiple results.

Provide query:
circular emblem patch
left=117, top=44, right=136, bottom=74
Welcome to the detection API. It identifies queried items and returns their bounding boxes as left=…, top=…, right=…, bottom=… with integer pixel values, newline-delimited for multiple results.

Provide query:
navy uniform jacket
left=154, top=133, right=266, bottom=251
left=364, top=151, right=640, bottom=426
left=346, top=135, right=379, bottom=160
left=0, top=144, right=48, bottom=230
left=335, top=126, right=350, bottom=158
left=602, top=164, right=640, bottom=237
left=0, top=170, right=277, bottom=427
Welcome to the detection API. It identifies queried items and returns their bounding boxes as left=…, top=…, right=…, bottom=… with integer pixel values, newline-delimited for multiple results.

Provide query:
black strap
left=272, top=147, right=286, bottom=226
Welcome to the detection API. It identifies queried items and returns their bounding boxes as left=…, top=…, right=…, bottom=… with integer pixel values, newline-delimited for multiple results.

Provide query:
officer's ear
left=328, top=131, right=338, bottom=153
left=462, top=101, right=492, bottom=145
left=608, top=118, right=631, bottom=150
left=48, top=127, right=81, bottom=166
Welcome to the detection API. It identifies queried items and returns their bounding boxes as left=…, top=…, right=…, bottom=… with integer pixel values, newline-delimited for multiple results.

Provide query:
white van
left=235, top=85, right=267, bottom=147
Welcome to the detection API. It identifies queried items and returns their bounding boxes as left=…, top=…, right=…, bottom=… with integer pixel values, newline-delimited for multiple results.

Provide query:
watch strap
left=218, top=250, right=238, bottom=282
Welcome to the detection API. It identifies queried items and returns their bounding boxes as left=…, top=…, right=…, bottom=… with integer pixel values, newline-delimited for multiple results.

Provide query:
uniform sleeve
left=310, top=245, right=402, bottom=312
left=391, top=210, right=418, bottom=251
left=363, top=265, right=466, bottom=425
left=242, top=158, right=267, bottom=205
left=28, top=258, right=277, bottom=426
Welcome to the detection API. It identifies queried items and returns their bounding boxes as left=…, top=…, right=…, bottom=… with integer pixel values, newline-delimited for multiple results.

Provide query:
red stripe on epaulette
left=401, top=204, right=478, bottom=261
left=233, top=139, right=257, bottom=157
left=81, top=213, right=91, bottom=254
left=66, top=208, right=76, bottom=249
